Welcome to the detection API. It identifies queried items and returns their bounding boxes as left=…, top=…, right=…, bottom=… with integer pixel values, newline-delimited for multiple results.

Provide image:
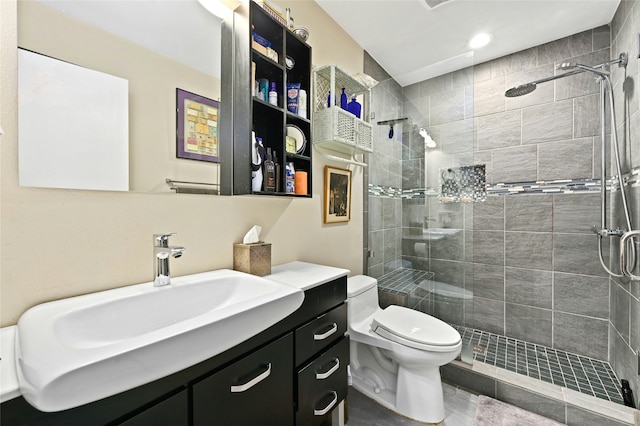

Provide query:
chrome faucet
left=153, top=233, right=186, bottom=287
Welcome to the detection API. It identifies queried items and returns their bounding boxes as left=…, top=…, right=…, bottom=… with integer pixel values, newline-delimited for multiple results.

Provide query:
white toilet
left=347, top=275, right=462, bottom=424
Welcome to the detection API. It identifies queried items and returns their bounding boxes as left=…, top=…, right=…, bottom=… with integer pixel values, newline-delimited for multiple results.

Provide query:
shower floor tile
left=376, top=267, right=625, bottom=406
left=454, top=325, right=625, bottom=405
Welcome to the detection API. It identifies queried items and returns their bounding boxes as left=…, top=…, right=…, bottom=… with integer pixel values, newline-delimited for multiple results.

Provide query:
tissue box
left=233, top=242, right=271, bottom=276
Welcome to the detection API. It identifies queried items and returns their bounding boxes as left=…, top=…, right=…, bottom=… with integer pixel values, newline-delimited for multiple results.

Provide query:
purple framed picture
left=176, top=88, right=219, bottom=162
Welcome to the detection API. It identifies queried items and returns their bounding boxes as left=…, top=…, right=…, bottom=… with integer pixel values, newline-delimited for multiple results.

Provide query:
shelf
left=221, top=1, right=312, bottom=196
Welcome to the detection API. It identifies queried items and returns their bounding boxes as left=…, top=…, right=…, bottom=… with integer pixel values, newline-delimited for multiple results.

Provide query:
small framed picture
left=324, top=165, right=352, bottom=223
left=176, top=88, right=219, bottom=162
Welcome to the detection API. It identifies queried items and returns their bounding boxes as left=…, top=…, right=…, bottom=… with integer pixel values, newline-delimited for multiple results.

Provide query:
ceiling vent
left=423, top=0, right=450, bottom=9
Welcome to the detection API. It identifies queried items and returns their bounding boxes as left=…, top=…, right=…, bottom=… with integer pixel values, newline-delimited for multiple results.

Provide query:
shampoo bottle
left=268, top=82, right=278, bottom=106
left=263, top=148, right=276, bottom=192
left=340, top=87, right=348, bottom=110
left=327, top=90, right=332, bottom=108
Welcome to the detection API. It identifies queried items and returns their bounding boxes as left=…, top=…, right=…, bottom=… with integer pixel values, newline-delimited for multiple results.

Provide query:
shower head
left=505, top=83, right=537, bottom=97
left=419, top=128, right=436, bottom=148
left=557, top=62, right=577, bottom=70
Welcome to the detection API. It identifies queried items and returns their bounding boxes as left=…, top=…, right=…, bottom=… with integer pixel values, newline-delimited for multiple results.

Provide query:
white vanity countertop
left=1, top=326, right=20, bottom=403
left=266, top=261, right=350, bottom=291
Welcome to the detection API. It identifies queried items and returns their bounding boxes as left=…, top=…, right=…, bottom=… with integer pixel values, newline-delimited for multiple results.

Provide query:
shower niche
left=439, top=164, right=486, bottom=203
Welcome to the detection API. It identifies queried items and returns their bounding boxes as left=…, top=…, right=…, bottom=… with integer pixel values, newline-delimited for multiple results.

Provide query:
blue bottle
left=340, top=88, right=348, bottom=110
left=347, top=95, right=361, bottom=118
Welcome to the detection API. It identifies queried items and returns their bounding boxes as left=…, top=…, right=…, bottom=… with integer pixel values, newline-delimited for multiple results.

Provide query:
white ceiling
left=34, top=0, right=620, bottom=87
left=315, top=0, right=620, bottom=86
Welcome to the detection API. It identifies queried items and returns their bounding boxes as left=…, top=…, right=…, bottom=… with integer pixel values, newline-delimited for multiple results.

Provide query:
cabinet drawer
left=193, top=333, right=294, bottom=426
left=296, top=337, right=349, bottom=426
left=295, top=302, right=347, bottom=366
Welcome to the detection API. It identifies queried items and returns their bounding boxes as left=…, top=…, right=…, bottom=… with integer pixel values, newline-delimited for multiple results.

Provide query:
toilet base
left=396, top=364, right=444, bottom=423
left=350, top=366, right=445, bottom=424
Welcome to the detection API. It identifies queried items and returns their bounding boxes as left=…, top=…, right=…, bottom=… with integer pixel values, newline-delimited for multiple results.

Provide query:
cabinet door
left=296, top=337, right=349, bottom=426
left=119, top=390, right=188, bottom=426
left=193, top=333, right=294, bottom=426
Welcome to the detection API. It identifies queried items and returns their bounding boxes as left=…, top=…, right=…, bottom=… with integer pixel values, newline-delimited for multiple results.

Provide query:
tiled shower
left=363, top=0, right=639, bottom=417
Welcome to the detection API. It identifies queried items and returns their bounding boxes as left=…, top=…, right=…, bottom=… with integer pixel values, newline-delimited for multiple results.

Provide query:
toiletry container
left=347, top=95, right=361, bottom=118
left=251, top=135, right=264, bottom=192
left=298, top=89, right=307, bottom=119
left=285, top=162, right=295, bottom=193
left=327, top=90, right=332, bottom=108
left=258, top=78, right=269, bottom=102
left=268, top=82, right=278, bottom=106
left=263, top=148, right=276, bottom=192
left=340, top=88, right=348, bottom=110
left=273, top=152, right=281, bottom=192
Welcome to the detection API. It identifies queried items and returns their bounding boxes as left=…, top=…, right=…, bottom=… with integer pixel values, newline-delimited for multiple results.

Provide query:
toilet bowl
left=347, top=275, right=461, bottom=424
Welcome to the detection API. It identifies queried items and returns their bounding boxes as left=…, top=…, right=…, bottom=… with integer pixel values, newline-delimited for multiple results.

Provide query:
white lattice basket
left=313, top=107, right=373, bottom=154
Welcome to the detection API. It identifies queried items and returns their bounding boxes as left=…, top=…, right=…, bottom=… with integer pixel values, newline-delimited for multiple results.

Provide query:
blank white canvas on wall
left=18, top=49, right=129, bottom=191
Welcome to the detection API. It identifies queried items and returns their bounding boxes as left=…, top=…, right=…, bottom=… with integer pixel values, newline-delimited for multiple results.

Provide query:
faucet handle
left=154, top=232, right=177, bottom=247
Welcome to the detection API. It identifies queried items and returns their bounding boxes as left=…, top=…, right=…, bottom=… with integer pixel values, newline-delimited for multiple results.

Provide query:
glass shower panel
left=365, top=59, right=477, bottom=364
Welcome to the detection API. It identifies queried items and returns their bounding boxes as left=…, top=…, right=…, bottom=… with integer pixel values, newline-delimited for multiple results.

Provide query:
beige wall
left=0, top=0, right=364, bottom=326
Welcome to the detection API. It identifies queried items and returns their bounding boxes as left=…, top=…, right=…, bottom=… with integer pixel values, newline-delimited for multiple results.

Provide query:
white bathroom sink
left=15, top=269, right=304, bottom=412
left=422, top=228, right=462, bottom=240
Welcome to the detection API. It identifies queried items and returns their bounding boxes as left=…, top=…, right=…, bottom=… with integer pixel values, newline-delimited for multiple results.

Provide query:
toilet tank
left=347, top=275, right=379, bottom=322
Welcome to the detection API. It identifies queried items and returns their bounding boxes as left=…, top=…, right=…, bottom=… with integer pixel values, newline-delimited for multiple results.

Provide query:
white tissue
left=242, top=225, right=262, bottom=244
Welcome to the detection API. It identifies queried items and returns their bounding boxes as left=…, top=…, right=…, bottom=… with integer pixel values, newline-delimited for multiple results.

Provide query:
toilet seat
left=371, top=305, right=461, bottom=352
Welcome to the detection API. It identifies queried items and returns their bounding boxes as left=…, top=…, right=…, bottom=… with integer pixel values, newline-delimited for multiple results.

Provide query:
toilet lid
left=371, top=305, right=461, bottom=349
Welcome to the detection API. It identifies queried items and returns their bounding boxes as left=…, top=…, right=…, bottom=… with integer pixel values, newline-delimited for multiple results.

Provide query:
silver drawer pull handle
left=230, top=363, right=271, bottom=393
left=314, top=323, right=338, bottom=341
left=316, top=358, right=340, bottom=380
left=314, top=391, right=338, bottom=416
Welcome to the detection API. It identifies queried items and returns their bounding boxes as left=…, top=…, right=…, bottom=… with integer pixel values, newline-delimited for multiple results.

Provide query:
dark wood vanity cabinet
left=1, top=275, right=348, bottom=426
left=295, top=303, right=349, bottom=425
left=193, top=333, right=294, bottom=425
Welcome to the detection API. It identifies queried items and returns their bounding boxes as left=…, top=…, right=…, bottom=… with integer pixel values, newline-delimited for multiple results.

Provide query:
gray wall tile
left=471, top=263, right=505, bottom=301
left=566, top=405, right=629, bottom=426
left=612, top=282, right=630, bottom=339
left=496, top=382, right=566, bottom=423
left=505, top=195, right=553, bottom=232
left=522, top=99, right=573, bottom=144
left=473, top=196, right=505, bottom=231
left=474, top=296, right=505, bottom=335
left=554, top=312, right=609, bottom=360
left=554, top=233, right=609, bottom=277
left=476, top=110, right=521, bottom=151
left=505, top=303, right=553, bottom=346
left=492, top=145, right=538, bottom=183
left=553, top=193, right=601, bottom=234
left=430, top=88, right=465, bottom=125
left=537, top=29, right=593, bottom=65
left=471, top=230, right=505, bottom=266
left=505, top=232, right=553, bottom=270
left=539, top=138, right=594, bottom=180
left=473, top=77, right=506, bottom=117
left=574, top=94, right=602, bottom=138
left=554, top=272, right=609, bottom=318
left=505, top=267, right=552, bottom=308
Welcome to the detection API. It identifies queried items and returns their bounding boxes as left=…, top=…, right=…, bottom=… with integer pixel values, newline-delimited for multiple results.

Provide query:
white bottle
left=286, top=162, right=295, bottom=193
left=268, top=82, right=278, bottom=106
left=298, top=89, right=307, bottom=119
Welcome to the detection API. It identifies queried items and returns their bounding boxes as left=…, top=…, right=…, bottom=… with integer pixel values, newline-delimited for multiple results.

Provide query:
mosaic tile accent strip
left=375, top=268, right=625, bottom=406
left=454, top=325, right=625, bottom=406
left=440, top=164, right=486, bottom=203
